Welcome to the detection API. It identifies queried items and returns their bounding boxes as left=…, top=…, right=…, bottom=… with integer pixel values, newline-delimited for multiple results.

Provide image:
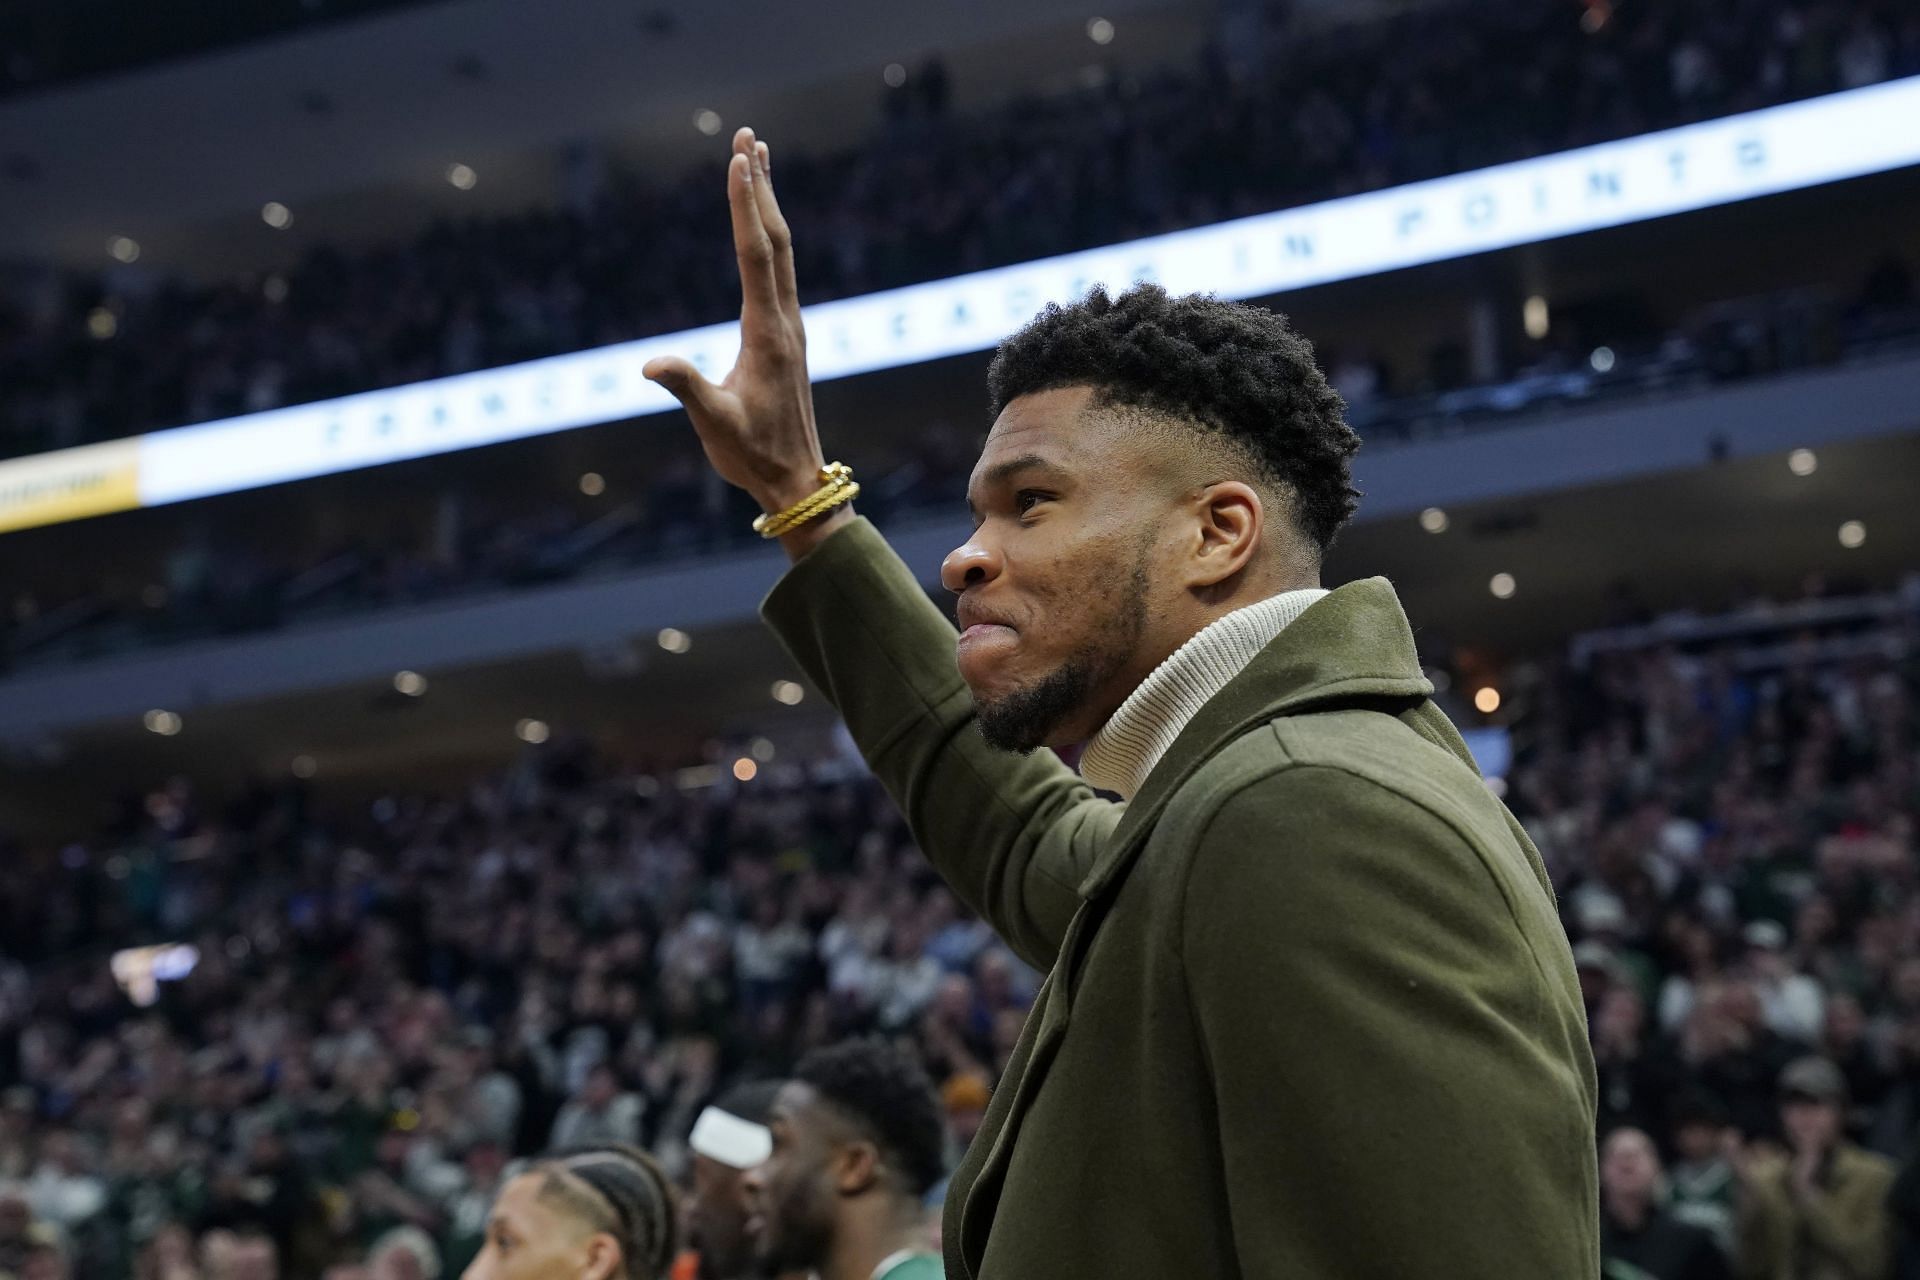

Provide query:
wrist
left=777, top=505, right=854, bottom=562
left=751, top=462, right=832, bottom=515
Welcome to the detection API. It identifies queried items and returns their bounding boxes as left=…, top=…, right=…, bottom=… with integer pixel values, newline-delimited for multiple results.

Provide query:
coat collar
left=1079, top=576, right=1441, bottom=900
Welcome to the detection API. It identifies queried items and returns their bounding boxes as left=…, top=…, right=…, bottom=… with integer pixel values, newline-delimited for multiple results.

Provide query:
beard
left=973, top=548, right=1151, bottom=754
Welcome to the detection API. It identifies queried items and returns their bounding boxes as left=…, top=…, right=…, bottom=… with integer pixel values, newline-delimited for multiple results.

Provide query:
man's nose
left=741, top=1164, right=766, bottom=1198
left=941, top=536, right=1002, bottom=595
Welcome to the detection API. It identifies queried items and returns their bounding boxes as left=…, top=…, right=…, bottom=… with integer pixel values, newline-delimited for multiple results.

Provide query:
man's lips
left=960, top=622, right=1016, bottom=642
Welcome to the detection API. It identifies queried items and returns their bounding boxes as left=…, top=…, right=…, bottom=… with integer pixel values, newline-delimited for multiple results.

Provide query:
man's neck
left=823, top=1205, right=926, bottom=1280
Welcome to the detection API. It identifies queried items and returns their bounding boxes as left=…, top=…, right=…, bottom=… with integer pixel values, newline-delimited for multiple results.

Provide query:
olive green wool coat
left=762, top=518, right=1600, bottom=1280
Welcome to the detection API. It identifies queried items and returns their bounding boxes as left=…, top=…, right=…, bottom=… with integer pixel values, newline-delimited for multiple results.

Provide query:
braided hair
left=532, top=1144, right=680, bottom=1280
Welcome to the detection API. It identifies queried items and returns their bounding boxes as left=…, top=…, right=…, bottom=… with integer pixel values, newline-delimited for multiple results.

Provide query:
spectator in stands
left=547, top=1066, right=645, bottom=1153
left=1736, top=1057, right=1897, bottom=1280
left=1666, top=1092, right=1740, bottom=1261
left=1744, top=920, right=1826, bottom=1046
left=1600, top=1126, right=1734, bottom=1280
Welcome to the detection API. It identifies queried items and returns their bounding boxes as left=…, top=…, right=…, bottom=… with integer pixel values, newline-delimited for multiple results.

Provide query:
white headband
left=689, top=1106, right=773, bottom=1169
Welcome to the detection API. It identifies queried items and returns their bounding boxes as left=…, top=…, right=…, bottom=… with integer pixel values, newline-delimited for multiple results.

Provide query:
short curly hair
left=794, top=1037, right=946, bottom=1197
left=986, top=283, right=1362, bottom=553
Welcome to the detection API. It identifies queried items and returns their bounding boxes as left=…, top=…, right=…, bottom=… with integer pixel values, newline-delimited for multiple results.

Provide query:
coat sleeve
left=761, top=517, right=1118, bottom=970
left=1180, top=763, right=1600, bottom=1279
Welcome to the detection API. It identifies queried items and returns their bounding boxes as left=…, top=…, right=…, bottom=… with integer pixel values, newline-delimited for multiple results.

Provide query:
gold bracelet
left=752, top=463, right=859, bottom=538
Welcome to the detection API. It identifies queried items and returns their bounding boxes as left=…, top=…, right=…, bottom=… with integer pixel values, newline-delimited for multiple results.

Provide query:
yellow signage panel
left=0, top=439, right=143, bottom=533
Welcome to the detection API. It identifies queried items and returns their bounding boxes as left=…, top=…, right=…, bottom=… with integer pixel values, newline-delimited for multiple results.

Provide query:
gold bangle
left=752, top=463, right=859, bottom=538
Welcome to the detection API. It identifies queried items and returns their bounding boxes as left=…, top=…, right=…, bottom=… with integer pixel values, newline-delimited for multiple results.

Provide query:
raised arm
left=644, top=131, right=1117, bottom=968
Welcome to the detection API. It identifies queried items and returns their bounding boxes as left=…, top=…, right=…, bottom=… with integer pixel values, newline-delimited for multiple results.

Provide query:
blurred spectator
left=1735, top=1057, right=1897, bottom=1280
left=1667, top=1092, right=1740, bottom=1259
left=547, top=1064, right=645, bottom=1151
left=1600, top=1127, right=1733, bottom=1280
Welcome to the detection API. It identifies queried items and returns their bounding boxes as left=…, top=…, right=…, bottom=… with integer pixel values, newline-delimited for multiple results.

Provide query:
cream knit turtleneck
left=1079, top=588, right=1330, bottom=800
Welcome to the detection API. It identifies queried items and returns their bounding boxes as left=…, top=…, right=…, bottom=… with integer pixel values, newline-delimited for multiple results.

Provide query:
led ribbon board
left=5, top=74, right=1919, bottom=534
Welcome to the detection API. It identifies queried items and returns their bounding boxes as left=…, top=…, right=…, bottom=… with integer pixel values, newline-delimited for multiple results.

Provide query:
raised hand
left=643, top=128, right=850, bottom=557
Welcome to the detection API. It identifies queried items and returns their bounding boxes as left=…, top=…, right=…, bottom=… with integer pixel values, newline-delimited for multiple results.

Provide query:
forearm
left=762, top=517, right=1117, bottom=968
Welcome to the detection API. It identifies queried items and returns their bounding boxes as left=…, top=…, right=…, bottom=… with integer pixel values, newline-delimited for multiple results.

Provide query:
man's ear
left=1186, top=481, right=1264, bottom=589
left=580, top=1231, right=623, bottom=1280
left=832, top=1139, right=881, bottom=1197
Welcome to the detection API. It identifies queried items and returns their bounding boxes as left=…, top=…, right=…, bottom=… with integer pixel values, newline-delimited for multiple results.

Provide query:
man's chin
left=972, top=677, right=1093, bottom=754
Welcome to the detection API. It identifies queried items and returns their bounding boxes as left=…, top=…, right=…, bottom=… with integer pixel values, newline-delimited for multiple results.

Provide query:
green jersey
left=872, top=1250, right=943, bottom=1280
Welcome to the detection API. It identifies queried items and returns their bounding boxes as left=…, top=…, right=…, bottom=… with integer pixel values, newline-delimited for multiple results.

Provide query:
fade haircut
left=986, top=283, right=1362, bottom=554
left=535, top=1144, right=680, bottom=1280
left=794, top=1037, right=946, bottom=1197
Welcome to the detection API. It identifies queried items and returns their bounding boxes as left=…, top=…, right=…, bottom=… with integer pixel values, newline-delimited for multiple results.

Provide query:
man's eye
left=1015, top=491, right=1049, bottom=514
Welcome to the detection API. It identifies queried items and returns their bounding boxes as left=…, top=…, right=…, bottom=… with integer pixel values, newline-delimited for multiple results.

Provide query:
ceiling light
left=771, top=680, right=805, bottom=705
left=1489, top=572, right=1517, bottom=599
left=1419, top=507, right=1449, bottom=534
left=694, top=109, right=723, bottom=136
left=1589, top=346, right=1616, bottom=373
left=1087, top=17, right=1116, bottom=44
left=732, top=757, right=758, bottom=782
left=108, top=236, right=140, bottom=263
left=261, top=202, right=293, bottom=229
left=291, top=755, right=318, bottom=779
left=1522, top=295, right=1549, bottom=340
left=516, top=718, right=550, bottom=744
left=1838, top=520, right=1866, bottom=549
left=883, top=63, right=908, bottom=88
left=144, top=710, right=182, bottom=736
left=446, top=163, right=478, bottom=190
left=1788, top=448, right=1817, bottom=476
left=1474, top=687, right=1502, bottom=714
left=579, top=472, right=606, bottom=496
left=393, top=670, right=427, bottom=697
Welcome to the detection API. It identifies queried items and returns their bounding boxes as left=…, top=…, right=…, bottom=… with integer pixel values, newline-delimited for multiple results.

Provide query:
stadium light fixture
left=1838, top=520, right=1866, bottom=548
left=1588, top=346, right=1616, bottom=372
left=447, top=163, right=478, bottom=190
left=732, top=757, right=758, bottom=782
left=1087, top=17, right=1115, bottom=44
left=657, top=627, right=691, bottom=654
left=516, top=718, right=550, bottom=744
left=771, top=680, right=806, bottom=705
left=1490, top=573, right=1517, bottom=599
left=1522, top=295, right=1550, bottom=340
left=1474, top=687, right=1502, bottom=714
left=694, top=109, right=723, bottom=136
left=143, top=709, right=182, bottom=736
left=883, top=63, right=908, bottom=88
left=261, top=202, right=293, bottom=230
left=1788, top=448, right=1818, bottom=476
left=87, top=307, right=118, bottom=340
left=108, top=236, right=140, bottom=263
left=393, top=670, right=428, bottom=696
left=579, top=471, right=606, bottom=496
left=1419, top=507, right=1449, bottom=534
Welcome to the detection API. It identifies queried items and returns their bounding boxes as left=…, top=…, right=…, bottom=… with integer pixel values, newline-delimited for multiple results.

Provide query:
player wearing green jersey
left=744, top=1039, right=944, bottom=1280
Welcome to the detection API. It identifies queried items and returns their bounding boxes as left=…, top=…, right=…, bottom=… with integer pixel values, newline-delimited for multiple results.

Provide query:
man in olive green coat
left=645, top=128, right=1599, bottom=1279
